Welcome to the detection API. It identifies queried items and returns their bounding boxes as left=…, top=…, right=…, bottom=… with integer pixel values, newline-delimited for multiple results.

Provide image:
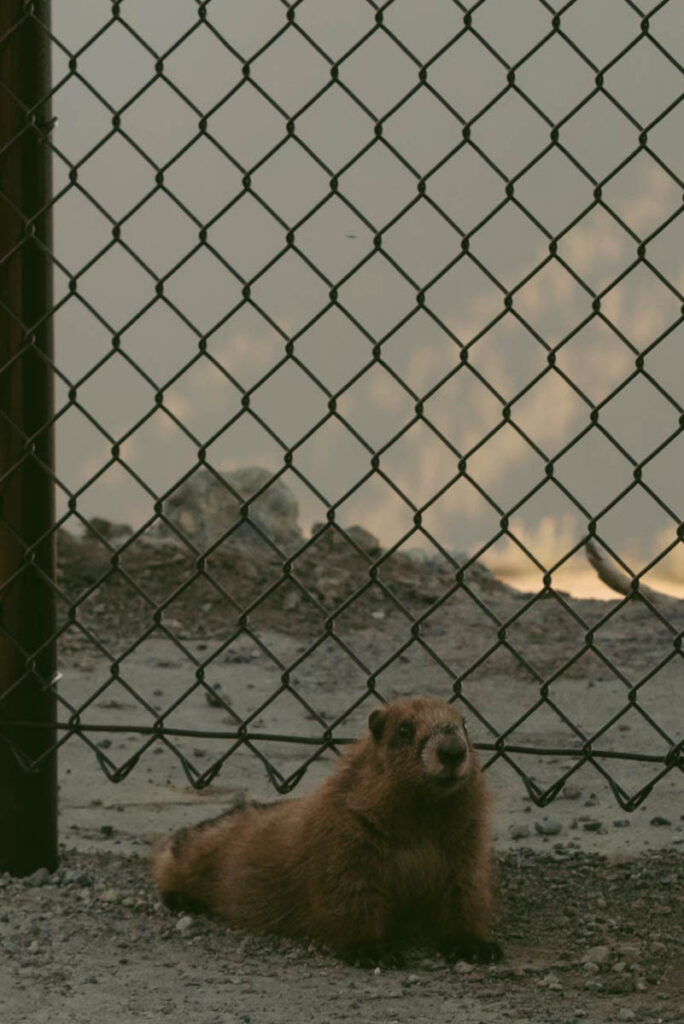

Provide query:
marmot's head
left=367, top=696, right=476, bottom=796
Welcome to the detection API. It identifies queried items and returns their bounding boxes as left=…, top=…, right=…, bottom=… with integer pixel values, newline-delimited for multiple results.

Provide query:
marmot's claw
left=342, top=944, right=405, bottom=969
left=442, top=938, right=503, bottom=965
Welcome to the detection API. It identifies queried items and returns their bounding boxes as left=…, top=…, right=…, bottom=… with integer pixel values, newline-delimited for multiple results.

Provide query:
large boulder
left=161, top=466, right=302, bottom=552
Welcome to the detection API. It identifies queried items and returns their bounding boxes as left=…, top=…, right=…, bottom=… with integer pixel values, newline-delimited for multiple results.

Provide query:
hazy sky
left=48, top=0, right=684, bottom=595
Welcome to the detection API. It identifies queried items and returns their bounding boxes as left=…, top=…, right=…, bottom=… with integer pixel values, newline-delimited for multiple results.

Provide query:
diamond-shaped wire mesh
left=1, top=0, right=683, bottom=815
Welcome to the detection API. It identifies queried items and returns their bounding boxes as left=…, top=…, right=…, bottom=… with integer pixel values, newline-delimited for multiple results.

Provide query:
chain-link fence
left=1, top=0, right=683, bottom=873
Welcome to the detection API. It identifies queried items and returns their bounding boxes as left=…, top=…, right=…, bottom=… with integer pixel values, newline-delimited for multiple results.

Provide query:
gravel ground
left=2, top=847, right=682, bottom=1024
left=3, top=527, right=682, bottom=1023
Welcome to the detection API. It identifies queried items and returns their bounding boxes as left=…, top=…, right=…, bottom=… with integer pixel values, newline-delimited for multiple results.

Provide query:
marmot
left=151, top=695, right=501, bottom=966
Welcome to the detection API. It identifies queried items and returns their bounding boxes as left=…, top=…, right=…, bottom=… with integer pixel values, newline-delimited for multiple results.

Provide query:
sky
left=47, top=0, right=684, bottom=597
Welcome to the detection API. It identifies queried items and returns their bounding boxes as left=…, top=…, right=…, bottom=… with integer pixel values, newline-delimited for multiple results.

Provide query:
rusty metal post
left=0, top=0, right=57, bottom=876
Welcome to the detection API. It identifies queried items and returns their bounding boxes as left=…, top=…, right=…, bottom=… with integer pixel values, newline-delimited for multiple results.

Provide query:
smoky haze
left=50, top=0, right=684, bottom=596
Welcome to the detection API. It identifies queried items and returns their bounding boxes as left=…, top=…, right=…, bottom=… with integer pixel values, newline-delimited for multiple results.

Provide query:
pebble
left=617, top=1011, right=636, bottom=1022
left=582, top=820, right=603, bottom=832
left=99, top=888, right=119, bottom=902
left=582, top=945, right=611, bottom=966
left=535, top=817, right=562, bottom=836
left=509, top=824, right=530, bottom=840
left=605, top=975, right=635, bottom=994
left=562, top=785, right=582, bottom=800
left=24, top=867, right=51, bottom=887
left=176, top=915, right=194, bottom=933
left=613, top=820, right=631, bottom=828
left=650, top=816, right=671, bottom=827
left=62, top=869, right=92, bottom=886
left=283, top=592, right=301, bottom=611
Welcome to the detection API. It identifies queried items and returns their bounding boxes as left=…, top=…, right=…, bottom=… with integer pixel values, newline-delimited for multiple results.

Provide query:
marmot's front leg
left=317, top=878, right=401, bottom=967
left=435, top=879, right=503, bottom=965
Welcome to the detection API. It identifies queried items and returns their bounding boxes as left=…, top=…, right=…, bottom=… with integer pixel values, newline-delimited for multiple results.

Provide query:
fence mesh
left=1, top=0, right=683, bottom=812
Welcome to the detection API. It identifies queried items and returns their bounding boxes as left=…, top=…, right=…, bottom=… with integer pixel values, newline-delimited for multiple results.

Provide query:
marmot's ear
left=368, top=708, right=386, bottom=741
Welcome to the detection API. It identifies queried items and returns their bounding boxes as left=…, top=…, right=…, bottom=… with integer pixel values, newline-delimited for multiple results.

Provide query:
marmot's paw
left=441, top=939, right=503, bottom=965
left=341, top=943, right=405, bottom=969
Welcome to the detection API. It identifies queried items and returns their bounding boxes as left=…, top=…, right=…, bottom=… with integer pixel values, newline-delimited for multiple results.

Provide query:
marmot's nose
left=436, top=735, right=467, bottom=768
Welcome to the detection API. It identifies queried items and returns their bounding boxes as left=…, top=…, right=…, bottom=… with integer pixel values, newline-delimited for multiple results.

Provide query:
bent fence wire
left=1, top=0, right=684, bottom=861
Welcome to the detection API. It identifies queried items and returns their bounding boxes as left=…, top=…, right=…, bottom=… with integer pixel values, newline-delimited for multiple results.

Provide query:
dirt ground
left=2, top=846, right=683, bottom=1024
left=3, top=526, right=683, bottom=1023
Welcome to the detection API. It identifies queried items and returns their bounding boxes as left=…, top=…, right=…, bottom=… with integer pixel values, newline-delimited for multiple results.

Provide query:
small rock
left=582, top=945, right=611, bottom=966
left=454, top=961, right=474, bottom=974
left=176, top=915, right=194, bottom=933
left=605, top=975, right=635, bottom=994
left=509, top=824, right=530, bottom=840
left=24, top=867, right=51, bottom=887
left=617, top=1011, right=636, bottom=1022
left=345, top=524, right=382, bottom=556
left=283, top=591, right=301, bottom=612
left=650, top=816, right=671, bottom=827
left=540, top=971, right=562, bottom=990
left=617, top=944, right=641, bottom=965
left=62, top=869, right=92, bottom=886
left=562, top=784, right=582, bottom=800
left=535, top=817, right=562, bottom=836
left=583, top=819, right=603, bottom=832
left=87, top=517, right=133, bottom=542
left=99, top=888, right=119, bottom=903
left=613, top=820, right=630, bottom=828
left=582, top=961, right=600, bottom=975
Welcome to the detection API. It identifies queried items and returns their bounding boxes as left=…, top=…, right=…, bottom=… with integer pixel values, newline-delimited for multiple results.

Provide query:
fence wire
left=1, top=0, right=683, bottom=815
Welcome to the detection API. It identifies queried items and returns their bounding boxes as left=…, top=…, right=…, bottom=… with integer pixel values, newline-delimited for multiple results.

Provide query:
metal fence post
left=0, top=0, right=57, bottom=876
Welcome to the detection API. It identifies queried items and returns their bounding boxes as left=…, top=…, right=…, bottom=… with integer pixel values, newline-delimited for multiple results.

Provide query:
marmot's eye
left=397, top=721, right=414, bottom=741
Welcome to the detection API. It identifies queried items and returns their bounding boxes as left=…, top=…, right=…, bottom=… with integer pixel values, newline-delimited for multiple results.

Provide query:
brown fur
left=150, top=696, right=501, bottom=965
